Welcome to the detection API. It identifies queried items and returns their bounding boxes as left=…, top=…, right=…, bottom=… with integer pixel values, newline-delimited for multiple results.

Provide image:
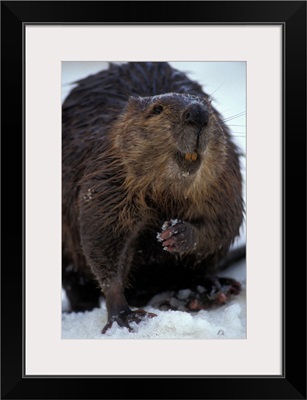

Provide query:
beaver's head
left=113, top=93, right=229, bottom=189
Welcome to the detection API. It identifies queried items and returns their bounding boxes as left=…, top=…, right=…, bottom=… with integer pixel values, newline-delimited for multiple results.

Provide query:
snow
left=62, top=260, right=246, bottom=340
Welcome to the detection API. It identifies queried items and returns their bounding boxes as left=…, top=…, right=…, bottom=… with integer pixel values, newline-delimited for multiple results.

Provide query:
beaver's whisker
left=223, top=112, right=246, bottom=122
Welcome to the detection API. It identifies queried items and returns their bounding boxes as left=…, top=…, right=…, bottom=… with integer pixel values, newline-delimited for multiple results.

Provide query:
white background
left=26, top=25, right=282, bottom=376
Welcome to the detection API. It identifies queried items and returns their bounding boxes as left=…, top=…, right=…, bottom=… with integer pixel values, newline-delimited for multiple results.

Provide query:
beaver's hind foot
left=101, top=309, right=157, bottom=334
left=186, top=277, right=241, bottom=311
left=151, top=276, right=241, bottom=312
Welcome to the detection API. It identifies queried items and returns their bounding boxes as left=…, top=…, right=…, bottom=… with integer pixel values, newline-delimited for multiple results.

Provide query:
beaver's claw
left=101, top=309, right=157, bottom=334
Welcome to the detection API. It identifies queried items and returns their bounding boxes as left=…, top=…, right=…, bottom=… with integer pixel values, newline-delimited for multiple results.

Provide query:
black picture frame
left=1, top=1, right=306, bottom=399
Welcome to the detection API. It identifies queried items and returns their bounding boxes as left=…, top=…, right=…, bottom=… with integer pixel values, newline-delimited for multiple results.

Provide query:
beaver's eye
left=152, top=105, right=163, bottom=115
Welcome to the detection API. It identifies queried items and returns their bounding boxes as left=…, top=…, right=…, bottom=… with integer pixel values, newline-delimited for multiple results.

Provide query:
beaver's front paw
left=157, top=219, right=197, bottom=254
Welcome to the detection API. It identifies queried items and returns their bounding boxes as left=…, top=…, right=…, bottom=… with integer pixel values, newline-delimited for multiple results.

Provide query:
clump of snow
left=176, top=288, right=192, bottom=300
left=156, top=232, right=163, bottom=242
left=62, top=289, right=70, bottom=312
left=62, top=260, right=246, bottom=340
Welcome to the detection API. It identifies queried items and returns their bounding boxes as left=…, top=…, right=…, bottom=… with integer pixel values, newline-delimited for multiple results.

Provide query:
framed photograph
left=1, top=1, right=306, bottom=399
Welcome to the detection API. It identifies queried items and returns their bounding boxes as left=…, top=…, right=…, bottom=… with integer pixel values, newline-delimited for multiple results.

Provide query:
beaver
left=62, top=62, right=244, bottom=333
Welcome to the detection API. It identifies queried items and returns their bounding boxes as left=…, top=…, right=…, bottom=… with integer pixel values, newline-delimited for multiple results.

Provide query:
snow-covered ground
left=62, top=61, right=246, bottom=340
left=62, top=260, right=246, bottom=340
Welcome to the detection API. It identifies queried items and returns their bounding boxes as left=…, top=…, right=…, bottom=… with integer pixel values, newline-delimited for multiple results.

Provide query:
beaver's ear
left=127, top=96, right=147, bottom=111
left=128, top=96, right=141, bottom=106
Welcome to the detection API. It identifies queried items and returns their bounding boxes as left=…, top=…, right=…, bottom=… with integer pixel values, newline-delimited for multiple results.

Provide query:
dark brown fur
left=62, top=62, right=244, bottom=331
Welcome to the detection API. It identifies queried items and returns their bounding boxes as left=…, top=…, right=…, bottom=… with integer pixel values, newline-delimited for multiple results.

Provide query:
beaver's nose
left=183, top=104, right=209, bottom=128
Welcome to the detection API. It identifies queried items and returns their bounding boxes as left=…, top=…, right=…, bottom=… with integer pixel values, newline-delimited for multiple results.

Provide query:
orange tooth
left=191, top=152, right=198, bottom=161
